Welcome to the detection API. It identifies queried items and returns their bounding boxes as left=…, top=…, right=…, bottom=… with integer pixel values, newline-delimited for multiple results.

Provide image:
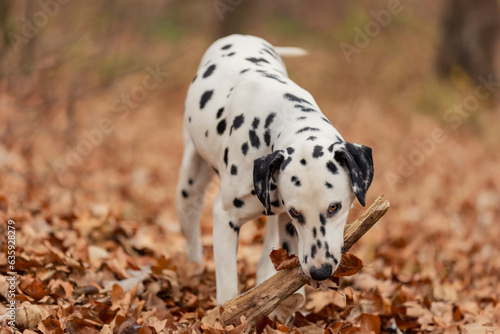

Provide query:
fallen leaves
left=269, top=249, right=300, bottom=271
left=1, top=50, right=500, bottom=332
left=332, top=253, right=363, bottom=278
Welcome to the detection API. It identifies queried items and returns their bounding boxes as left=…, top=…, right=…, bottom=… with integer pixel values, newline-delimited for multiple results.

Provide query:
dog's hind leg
left=176, top=133, right=213, bottom=268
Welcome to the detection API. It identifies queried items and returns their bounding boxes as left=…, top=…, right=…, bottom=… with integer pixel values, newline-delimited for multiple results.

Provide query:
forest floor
left=1, top=2, right=500, bottom=332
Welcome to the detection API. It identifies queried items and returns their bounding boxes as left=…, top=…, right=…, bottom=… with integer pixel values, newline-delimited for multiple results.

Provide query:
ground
left=0, top=1, right=499, bottom=333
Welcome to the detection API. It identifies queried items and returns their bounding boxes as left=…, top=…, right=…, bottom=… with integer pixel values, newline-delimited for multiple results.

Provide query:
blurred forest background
left=1, top=0, right=500, bottom=333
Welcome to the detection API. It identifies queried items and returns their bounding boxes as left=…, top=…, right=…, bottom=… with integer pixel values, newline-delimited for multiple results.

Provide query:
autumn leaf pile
left=1, top=1, right=500, bottom=332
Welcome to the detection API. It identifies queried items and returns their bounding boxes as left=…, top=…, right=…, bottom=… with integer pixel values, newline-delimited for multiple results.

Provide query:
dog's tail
left=274, top=46, right=308, bottom=57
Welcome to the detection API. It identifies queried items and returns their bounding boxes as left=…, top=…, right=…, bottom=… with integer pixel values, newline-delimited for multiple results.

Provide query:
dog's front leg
left=212, top=195, right=241, bottom=304
left=256, top=215, right=279, bottom=285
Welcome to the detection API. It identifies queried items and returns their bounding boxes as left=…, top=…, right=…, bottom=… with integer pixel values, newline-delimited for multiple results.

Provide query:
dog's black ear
left=334, top=142, right=374, bottom=206
left=253, top=150, right=285, bottom=215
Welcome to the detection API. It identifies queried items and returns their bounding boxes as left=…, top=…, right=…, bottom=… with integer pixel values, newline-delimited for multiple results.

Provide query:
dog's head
left=253, top=140, right=373, bottom=280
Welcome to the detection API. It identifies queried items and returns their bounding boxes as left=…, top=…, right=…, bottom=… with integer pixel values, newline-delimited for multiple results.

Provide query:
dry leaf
left=332, top=253, right=363, bottom=277
left=269, top=249, right=300, bottom=271
left=358, top=313, right=381, bottom=334
left=38, top=316, right=64, bottom=334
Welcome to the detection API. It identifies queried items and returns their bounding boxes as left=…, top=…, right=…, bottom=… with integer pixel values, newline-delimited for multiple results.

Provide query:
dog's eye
left=289, top=208, right=300, bottom=218
left=328, top=203, right=341, bottom=215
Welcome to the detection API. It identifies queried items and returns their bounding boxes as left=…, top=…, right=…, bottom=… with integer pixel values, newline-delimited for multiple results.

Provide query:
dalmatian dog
left=176, top=34, right=374, bottom=304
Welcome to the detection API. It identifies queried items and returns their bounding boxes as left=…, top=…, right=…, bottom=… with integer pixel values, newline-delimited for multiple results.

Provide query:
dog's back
left=184, top=35, right=300, bottom=170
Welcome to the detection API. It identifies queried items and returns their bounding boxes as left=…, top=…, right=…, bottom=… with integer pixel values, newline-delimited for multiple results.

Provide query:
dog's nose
left=309, top=263, right=333, bottom=281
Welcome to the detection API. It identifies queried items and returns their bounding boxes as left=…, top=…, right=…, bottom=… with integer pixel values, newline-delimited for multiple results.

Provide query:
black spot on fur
left=322, top=117, right=331, bottom=125
left=261, top=47, right=280, bottom=61
left=313, top=227, right=317, bottom=239
left=291, top=176, right=301, bottom=187
left=286, top=147, right=295, bottom=155
left=203, top=64, right=216, bottom=78
left=233, top=198, right=244, bottom=208
left=304, top=255, right=308, bottom=264
left=265, top=113, right=276, bottom=128
left=325, top=182, right=333, bottom=189
left=181, top=190, right=188, bottom=198
left=188, top=179, right=193, bottom=185
left=240, top=68, right=250, bottom=74
left=284, top=93, right=302, bottom=103
left=296, top=127, right=320, bottom=134
left=297, top=213, right=305, bottom=225
left=205, top=130, right=208, bottom=137
left=199, top=90, right=213, bottom=109
left=258, top=71, right=287, bottom=84
left=317, top=240, right=322, bottom=249
left=326, top=248, right=338, bottom=264
left=282, top=242, right=290, bottom=254
left=297, top=116, right=307, bottom=121
left=328, top=139, right=344, bottom=153
left=246, top=57, right=270, bottom=65
left=231, top=165, right=238, bottom=175
left=326, top=161, right=338, bottom=174
left=221, top=44, right=232, bottom=50
left=284, top=93, right=312, bottom=105
left=241, top=142, right=249, bottom=156
left=229, top=221, right=240, bottom=233
left=249, top=130, right=260, bottom=148
left=264, top=130, right=271, bottom=146
left=307, top=136, right=317, bottom=141
left=312, top=145, right=324, bottom=158
left=216, top=107, right=224, bottom=119
left=280, top=157, right=292, bottom=171
left=227, top=52, right=236, bottom=56
left=319, top=213, right=326, bottom=226
left=311, top=245, right=317, bottom=259
left=286, top=223, right=296, bottom=237
left=300, top=159, right=307, bottom=166
left=261, top=43, right=281, bottom=60
left=217, top=119, right=227, bottom=135
left=270, top=199, right=280, bottom=208
left=320, top=226, right=326, bottom=237
left=224, top=148, right=229, bottom=166
left=294, top=104, right=316, bottom=112
left=231, top=114, right=245, bottom=134
left=252, top=117, right=260, bottom=129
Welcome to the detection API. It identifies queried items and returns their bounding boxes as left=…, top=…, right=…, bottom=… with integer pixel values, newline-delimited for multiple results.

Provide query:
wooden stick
left=214, top=195, right=390, bottom=332
left=343, top=195, right=389, bottom=252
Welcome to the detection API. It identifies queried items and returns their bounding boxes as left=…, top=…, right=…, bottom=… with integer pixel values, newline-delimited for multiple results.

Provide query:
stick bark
left=216, top=195, right=390, bottom=332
